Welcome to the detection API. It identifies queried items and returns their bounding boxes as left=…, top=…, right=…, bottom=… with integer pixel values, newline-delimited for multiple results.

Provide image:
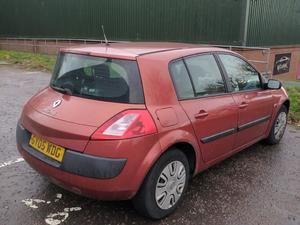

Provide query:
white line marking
left=22, top=194, right=82, bottom=225
left=45, top=207, right=82, bottom=225
left=22, top=199, right=48, bottom=209
left=45, top=212, right=68, bottom=225
left=0, top=158, right=24, bottom=168
left=55, top=193, right=62, bottom=202
left=64, top=207, right=81, bottom=212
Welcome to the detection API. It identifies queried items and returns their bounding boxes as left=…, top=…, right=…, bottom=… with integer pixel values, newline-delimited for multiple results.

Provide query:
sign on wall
left=273, top=53, right=292, bottom=75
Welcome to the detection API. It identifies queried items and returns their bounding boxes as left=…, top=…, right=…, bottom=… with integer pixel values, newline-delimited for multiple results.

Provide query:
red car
left=17, top=42, right=289, bottom=219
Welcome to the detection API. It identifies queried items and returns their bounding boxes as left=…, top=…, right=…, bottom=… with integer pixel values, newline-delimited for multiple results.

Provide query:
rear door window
left=184, top=54, right=226, bottom=97
left=169, top=60, right=195, bottom=100
left=51, top=53, right=144, bottom=104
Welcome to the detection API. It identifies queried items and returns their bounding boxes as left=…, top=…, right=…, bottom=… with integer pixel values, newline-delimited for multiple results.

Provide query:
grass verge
left=0, top=50, right=56, bottom=72
left=286, top=87, right=300, bottom=125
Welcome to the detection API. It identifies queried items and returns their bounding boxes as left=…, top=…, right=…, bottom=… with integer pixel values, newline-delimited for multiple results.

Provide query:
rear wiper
left=51, top=85, right=73, bottom=95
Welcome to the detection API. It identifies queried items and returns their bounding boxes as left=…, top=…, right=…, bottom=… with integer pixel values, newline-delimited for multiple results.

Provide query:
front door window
left=219, top=54, right=262, bottom=92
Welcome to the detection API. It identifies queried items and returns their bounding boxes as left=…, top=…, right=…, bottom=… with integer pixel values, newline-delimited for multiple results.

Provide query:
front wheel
left=132, top=149, right=190, bottom=219
left=265, top=105, right=288, bottom=145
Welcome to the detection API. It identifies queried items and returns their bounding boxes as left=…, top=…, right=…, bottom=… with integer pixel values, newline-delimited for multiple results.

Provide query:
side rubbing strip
left=238, top=115, right=271, bottom=131
left=200, top=115, right=271, bottom=144
left=201, top=128, right=237, bottom=144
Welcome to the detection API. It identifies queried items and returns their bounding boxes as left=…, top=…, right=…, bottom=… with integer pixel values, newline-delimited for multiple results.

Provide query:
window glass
left=51, top=53, right=144, bottom=104
left=169, top=60, right=194, bottom=100
left=185, top=54, right=225, bottom=96
left=219, top=54, right=261, bottom=92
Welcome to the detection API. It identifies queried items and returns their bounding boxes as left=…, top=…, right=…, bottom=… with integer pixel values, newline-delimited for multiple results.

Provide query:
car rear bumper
left=16, top=123, right=138, bottom=200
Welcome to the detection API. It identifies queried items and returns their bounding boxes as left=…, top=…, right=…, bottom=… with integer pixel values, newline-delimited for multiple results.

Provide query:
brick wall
left=236, top=46, right=300, bottom=80
left=0, top=39, right=102, bottom=55
left=1, top=39, right=300, bottom=80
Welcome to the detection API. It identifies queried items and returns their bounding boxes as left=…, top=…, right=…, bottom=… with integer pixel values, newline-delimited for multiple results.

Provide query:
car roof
left=61, top=42, right=231, bottom=60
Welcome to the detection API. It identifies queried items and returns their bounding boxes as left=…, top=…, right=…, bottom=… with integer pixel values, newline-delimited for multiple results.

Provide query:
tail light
left=91, top=109, right=157, bottom=140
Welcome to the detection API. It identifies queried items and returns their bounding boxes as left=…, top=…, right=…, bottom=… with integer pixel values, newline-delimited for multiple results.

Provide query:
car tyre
left=265, top=105, right=288, bottom=145
left=132, top=149, right=190, bottom=219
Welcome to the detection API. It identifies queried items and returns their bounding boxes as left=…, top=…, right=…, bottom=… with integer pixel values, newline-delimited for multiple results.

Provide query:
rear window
left=50, top=53, right=144, bottom=104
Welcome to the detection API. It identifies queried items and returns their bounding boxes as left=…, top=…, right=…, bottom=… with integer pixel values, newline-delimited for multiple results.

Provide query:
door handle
left=239, top=102, right=248, bottom=109
left=194, top=110, right=208, bottom=119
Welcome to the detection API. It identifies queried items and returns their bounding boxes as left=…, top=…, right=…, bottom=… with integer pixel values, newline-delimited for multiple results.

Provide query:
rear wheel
left=132, top=149, right=190, bottom=219
left=265, top=105, right=288, bottom=145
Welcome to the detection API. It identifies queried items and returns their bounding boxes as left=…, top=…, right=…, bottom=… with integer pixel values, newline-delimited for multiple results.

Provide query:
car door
left=169, top=54, right=238, bottom=163
left=218, top=54, right=274, bottom=148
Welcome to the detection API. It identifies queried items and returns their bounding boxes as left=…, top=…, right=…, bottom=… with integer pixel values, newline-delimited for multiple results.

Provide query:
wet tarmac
left=0, top=65, right=299, bottom=225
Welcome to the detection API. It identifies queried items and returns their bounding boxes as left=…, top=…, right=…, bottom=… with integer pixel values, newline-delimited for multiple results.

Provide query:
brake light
left=91, top=110, right=157, bottom=140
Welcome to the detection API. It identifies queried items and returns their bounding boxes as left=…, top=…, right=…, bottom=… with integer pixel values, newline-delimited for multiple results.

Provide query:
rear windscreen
left=50, top=53, right=144, bottom=104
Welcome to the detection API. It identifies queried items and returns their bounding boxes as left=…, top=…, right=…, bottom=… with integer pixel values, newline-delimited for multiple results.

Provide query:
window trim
left=182, top=58, right=197, bottom=97
left=168, top=52, right=230, bottom=101
left=215, top=52, right=264, bottom=93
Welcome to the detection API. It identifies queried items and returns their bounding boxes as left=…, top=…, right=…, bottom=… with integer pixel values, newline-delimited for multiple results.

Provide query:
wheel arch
left=282, top=99, right=290, bottom=112
left=265, top=96, right=289, bottom=141
left=162, top=142, right=198, bottom=176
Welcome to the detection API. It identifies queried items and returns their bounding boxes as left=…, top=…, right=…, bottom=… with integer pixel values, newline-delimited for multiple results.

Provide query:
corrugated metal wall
left=1, top=0, right=300, bottom=46
left=0, top=0, right=245, bottom=45
left=247, top=0, right=300, bottom=46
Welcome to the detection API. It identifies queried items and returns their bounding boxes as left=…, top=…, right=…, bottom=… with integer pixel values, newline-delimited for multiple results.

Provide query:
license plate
left=29, top=134, right=65, bottom=162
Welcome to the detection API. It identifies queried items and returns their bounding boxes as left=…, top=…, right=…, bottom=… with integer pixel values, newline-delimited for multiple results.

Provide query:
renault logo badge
left=52, top=100, right=62, bottom=108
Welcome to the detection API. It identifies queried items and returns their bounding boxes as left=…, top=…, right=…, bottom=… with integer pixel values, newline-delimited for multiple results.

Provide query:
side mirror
left=266, top=79, right=282, bottom=90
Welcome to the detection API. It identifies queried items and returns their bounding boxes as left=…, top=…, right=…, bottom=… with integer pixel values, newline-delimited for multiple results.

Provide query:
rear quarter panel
left=137, top=54, right=205, bottom=175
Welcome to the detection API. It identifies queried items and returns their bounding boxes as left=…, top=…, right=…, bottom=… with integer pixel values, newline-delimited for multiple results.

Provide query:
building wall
left=236, top=46, right=300, bottom=80
left=1, top=0, right=300, bottom=47
left=0, top=0, right=245, bottom=45
left=247, top=0, right=300, bottom=46
left=268, top=46, right=300, bottom=80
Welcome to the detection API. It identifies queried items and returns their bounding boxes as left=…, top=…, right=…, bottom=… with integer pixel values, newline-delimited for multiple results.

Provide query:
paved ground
left=0, top=65, right=300, bottom=225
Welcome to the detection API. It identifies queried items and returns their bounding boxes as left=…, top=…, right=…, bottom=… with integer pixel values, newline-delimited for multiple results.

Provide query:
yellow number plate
left=29, top=134, right=65, bottom=162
